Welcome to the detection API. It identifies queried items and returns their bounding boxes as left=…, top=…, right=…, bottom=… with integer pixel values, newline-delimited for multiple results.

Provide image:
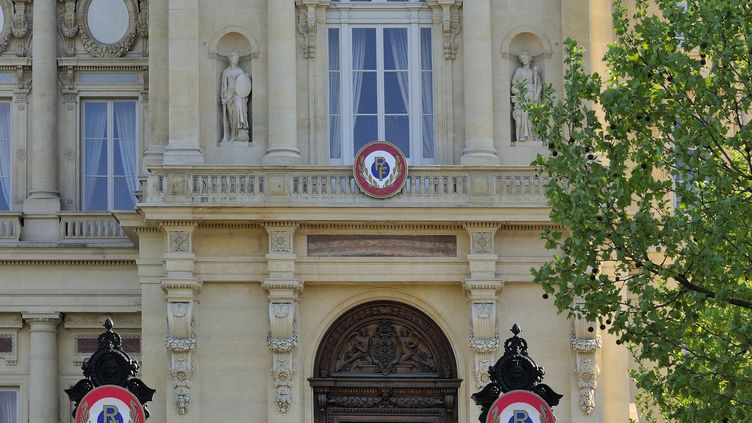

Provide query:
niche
left=213, top=30, right=256, bottom=144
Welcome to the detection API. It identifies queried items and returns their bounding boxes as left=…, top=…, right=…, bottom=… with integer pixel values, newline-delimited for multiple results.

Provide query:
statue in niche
left=511, top=50, right=543, bottom=142
left=220, top=52, right=252, bottom=142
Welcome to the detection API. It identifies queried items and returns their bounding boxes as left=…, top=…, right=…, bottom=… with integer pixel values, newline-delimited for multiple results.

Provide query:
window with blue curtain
left=0, top=103, right=10, bottom=211
left=0, top=389, right=19, bottom=423
left=327, top=4, right=435, bottom=164
left=82, top=100, right=138, bottom=211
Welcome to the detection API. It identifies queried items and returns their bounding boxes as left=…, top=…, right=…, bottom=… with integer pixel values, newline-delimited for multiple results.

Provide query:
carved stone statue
left=221, top=52, right=251, bottom=142
left=511, top=50, right=543, bottom=142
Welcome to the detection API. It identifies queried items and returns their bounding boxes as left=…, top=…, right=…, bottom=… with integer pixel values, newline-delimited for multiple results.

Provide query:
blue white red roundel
left=75, top=385, right=146, bottom=423
left=486, top=390, right=555, bottom=423
left=354, top=141, right=408, bottom=198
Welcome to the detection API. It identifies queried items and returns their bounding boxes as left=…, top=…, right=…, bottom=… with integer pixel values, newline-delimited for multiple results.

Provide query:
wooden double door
left=310, top=301, right=461, bottom=423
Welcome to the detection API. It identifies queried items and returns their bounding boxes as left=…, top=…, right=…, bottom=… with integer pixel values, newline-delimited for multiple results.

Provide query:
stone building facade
left=0, top=1, right=639, bottom=422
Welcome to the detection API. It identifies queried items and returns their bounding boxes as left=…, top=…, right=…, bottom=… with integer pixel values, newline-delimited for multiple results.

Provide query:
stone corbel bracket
left=463, top=280, right=504, bottom=389
left=295, top=0, right=319, bottom=59
left=570, top=314, right=602, bottom=415
left=162, top=278, right=202, bottom=416
left=427, top=0, right=462, bottom=60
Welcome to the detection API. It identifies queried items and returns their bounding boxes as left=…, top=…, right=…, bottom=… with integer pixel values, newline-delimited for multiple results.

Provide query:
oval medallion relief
left=79, top=0, right=138, bottom=57
left=87, top=0, right=129, bottom=44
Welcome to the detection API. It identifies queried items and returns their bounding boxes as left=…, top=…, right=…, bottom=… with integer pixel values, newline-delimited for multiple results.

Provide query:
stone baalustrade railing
left=0, top=212, right=21, bottom=241
left=143, top=166, right=550, bottom=207
left=59, top=212, right=129, bottom=241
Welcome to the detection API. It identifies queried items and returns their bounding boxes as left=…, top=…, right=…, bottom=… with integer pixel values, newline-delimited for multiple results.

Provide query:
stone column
left=460, top=0, right=498, bottom=165
left=264, top=0, right=302, bottom=164
left=163, top=0, right=204, bottom=165
left=23, top=313, right=62, bottom=423
left=23, top=0, right=61, bottom=239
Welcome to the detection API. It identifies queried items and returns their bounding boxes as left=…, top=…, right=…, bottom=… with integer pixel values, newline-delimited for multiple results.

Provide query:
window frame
left=327, top=5, right=435, bottom=165
left=80, top=98, right=140, bottom=211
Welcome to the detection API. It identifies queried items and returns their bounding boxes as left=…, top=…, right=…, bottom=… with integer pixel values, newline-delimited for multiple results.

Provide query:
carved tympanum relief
left=511, top=50, right=543, bottom=142
left=335, top=320, right=436, bottom=375
left=78, top=0, right=139, bottom=57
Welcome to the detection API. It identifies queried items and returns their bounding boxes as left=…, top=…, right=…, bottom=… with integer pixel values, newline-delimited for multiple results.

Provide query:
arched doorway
left=310, top=301, right=461, bottom=423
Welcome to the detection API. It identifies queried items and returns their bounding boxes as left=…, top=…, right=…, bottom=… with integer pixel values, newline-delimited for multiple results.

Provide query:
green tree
left=529, top=0, right=752, bottom=421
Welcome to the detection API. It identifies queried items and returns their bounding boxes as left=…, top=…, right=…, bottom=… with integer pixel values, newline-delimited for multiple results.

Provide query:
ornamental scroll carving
left=58, top=0, right=79, bottom=56
left=165, top=301, right=197, bottom=415
left=168, top=231, right=190, bottom=253
left=267, top=301, right=298, bottom=414
left=296, top=3, right=316, bottom=59
left=269, top=230, right=292, bottom=253
left=78, top=0, right=139, bottom=58
left=471, top=232, right=493, bottom=254
left=0, top=0, right=29, bottom=55
left=570, top=328, right=602, bottom=415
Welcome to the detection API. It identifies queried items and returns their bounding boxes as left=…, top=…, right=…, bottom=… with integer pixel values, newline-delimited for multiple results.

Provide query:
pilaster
left=163, top=0, right=204, bottom=165
left=264, top=0, right=302, bottom=164
left=23, top=312, right=62, bottom=423
left=262, top=223, right=303, bottom=419
left=463, top=224, right=503, bottom=390
left=161, top=224, right=201, bottom=419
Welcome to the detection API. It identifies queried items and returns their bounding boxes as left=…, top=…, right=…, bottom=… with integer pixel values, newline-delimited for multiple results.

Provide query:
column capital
left=22, top=312, right=62, bottom=326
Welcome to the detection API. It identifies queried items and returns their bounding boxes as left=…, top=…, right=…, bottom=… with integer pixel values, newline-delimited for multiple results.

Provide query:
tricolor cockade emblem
left=354, top=141, right=408, bottom=199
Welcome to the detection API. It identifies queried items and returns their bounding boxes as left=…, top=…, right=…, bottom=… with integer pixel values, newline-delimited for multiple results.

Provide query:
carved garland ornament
left=0, top=0, right=16, bottom=54
left=469, top=333, right=501, bottom=353
left=570, top=333, right=602, bottom=415
left=78, top=0, right=139, bottom=58
left=58, top=0, right=79, bottom=56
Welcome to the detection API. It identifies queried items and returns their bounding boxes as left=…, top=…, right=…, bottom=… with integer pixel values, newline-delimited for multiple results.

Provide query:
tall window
left=82, top=100, right=138, bottom=211
left=0, top=388, right=19, bottom=423
left=328, top=5, right=434, bottom=164
left=0, top=102, right=10, bottom=210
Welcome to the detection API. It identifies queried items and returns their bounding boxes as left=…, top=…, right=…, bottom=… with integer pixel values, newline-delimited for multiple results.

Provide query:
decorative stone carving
left=471, top=232, right=493, bottom=254
left=0, top=0, right=29, bottom=55
left=272, top=359, right=294, bottom=414
left=269, top=230, right=292, bottom=253
left=0, top=331, right=18, bottom=365
left=58, top=0, right=79, bottom=56
left=469, top=333, right=501, bottom=353
left=474, top=358, right=491, bottom=389
left=220, top=52, right=251, bottom=143
left=296, top=3, right=316, bottom=59
left=78, top=0, right=139, bottom=58
left=11, top=0, right=29, bottom=56
left=333, top=319, right=437, bottom=376
left=570, top=313, right=602, bottom=415
left=442, top=5, right=461, bottom=60
left=162, top=276, right=200, bottom=416
left=168, top=231, right=190, bottom=253
left=575, top=355, right=600, bottom=415
left=136, top=0, right=147, bottom=56
left=511, top=50, right=543, bottom=142
left=570, top=333, right=603, bottom=353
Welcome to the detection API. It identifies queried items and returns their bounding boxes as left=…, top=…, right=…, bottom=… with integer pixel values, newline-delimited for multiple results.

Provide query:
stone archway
left=310, top=301, right=461, bottom=423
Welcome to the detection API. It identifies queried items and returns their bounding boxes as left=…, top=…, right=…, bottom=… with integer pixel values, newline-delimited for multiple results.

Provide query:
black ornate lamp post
left=65, top=319, right=156, bottom=419
left=471, top=324, right=563, bottom=423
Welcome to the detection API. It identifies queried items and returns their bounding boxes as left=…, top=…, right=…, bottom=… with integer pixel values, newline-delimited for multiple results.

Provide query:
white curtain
left=351, top=29, right=368, bottom=133
left=0, top=103, right=11, bottom=209
left=114, top=102, right=138, bottom=199
left=0, top=391, right=18, bottom=423
left=84, top=103, right=107, bottom=210
left=420, top=29, right=434, bottom=158
left=387, top=28, right=409, bottom=114
left=329, top=29, right=342, bottom=159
